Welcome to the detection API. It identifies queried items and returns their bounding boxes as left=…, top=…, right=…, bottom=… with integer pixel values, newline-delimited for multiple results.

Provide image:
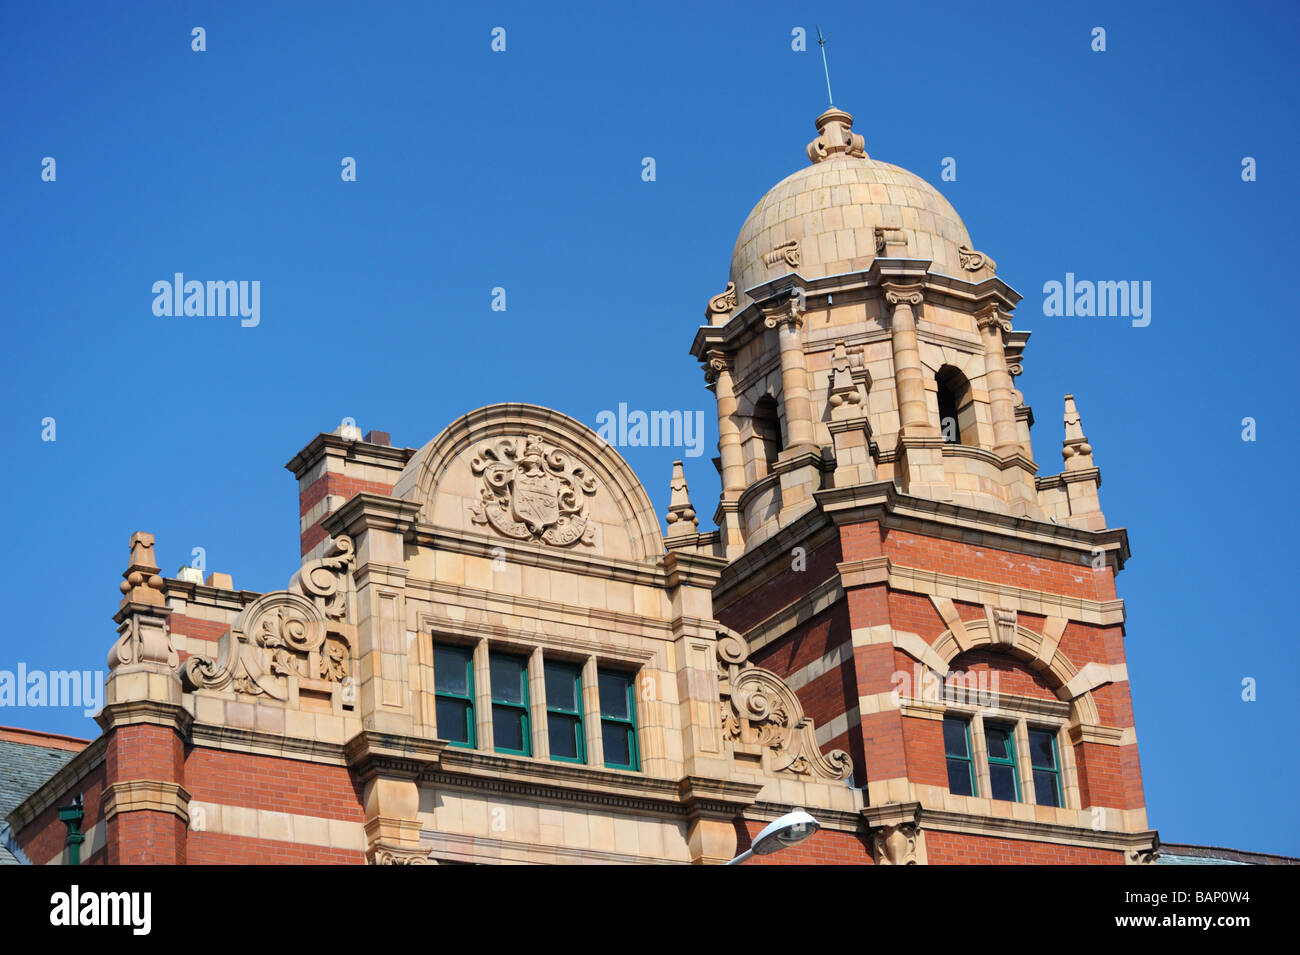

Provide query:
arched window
left=936, top=366, right=976, bottom=446
left=753, top=395, right=783, bottom=472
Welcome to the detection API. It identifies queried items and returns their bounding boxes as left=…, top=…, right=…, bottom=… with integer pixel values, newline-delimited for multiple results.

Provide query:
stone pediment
left=393, top=404, right=664, bottom=563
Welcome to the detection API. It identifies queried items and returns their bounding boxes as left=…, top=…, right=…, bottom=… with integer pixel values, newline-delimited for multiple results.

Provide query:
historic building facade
left=6, top=106, right=1158, bottom=864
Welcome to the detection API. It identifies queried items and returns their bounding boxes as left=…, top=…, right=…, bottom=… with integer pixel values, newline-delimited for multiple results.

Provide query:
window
left=943, top=716, right=977, bottom=797
left=1028, top=727, right=1062, bottom=808
left=753, top=395, right=783, bottom=472
left=434, top=643, right=475, bottom=748
left=935, top=365, right=976, bottom=445
left=984, top=721, right=1020, bottom=802
left=598, top=669, right=639, bottom=771
left=544, top=660, right=585, bottom=764
left=490, top=652, right=531, bottom=756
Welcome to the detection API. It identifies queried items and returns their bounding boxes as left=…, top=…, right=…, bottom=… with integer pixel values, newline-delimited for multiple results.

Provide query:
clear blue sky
left=2, top=1, right=1297, bottom=857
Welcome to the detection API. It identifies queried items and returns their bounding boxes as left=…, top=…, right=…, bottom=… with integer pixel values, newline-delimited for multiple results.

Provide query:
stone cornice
left=102, top=780, right=191, bottom=824
left=406, top=524, right=670, bottom=588
left=94, top=699, right=194, bottom=737
left=816, top=480, right=1131, bottom=572
left=321, top=493, right=423, bottom=539
left=5, top=734, right=109, bottom=832
left=910, top=806, right=1159, bottom=854
left=188, top=722, right=349, bottom=765
left=429, top=749, right=762, bottom=818
left=689, top=261, right=1023, bottom=362
left=284, top=432, right=417, bottom=479
left=345, top=730, right=447, bottom=783
left=161, top=577, right=260, bottom=612
left=837, top=556, right=1127, bottom=627
left=662, top=549, right=730, bottom=590
left=415, top=605, right=662, bottom=661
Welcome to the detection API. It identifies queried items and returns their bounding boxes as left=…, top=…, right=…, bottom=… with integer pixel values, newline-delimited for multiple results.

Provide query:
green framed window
left=985, top=721, right=1020, bottom=802
left=544, top=659, right=585, bottom=764
left=433, top=643, right=475, bottom=748
left=490, top=652, right=531, bottom=756
left=942, top=716, right=977, bottom=797
left=1028, top=727, right=1062, bottom=807
left=598, top=669, right=639, bottom=771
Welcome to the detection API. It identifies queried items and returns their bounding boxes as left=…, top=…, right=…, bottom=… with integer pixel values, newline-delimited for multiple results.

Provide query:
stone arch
left=923, top=619, right=1100, bottom=725
left=393, top=403, right=665, bottom=563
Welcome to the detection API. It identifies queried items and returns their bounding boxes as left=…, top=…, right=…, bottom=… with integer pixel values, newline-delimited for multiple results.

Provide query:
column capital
left=975, top=301, right=1013, bottom=335
left=702, top=347, right=734, bottom=385
left=761, top=290, right=806, bottom=331
left=883, top=282, right=924, bottom=307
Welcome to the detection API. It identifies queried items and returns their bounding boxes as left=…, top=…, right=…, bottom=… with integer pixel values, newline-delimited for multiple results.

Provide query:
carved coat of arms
left=469, top=434, right=598, bottom=546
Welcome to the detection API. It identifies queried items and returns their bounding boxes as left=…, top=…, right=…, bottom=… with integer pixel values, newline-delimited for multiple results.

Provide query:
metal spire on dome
left=816, top=26, right=835, bottom=108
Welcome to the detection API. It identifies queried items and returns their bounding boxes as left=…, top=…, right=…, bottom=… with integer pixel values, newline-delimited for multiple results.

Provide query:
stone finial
left=1062, top=394, right=1095, bottom=469
left=119, top=531, right=165, bottom=609
left=108, top=531, right=178, bottom=677
left=807, top=107, right=867, bottom=164
left=664, top=460, right=698, bottom=537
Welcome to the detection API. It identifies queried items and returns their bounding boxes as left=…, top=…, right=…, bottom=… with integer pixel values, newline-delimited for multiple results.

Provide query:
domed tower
left=676, top=107, right=1157, bottom=864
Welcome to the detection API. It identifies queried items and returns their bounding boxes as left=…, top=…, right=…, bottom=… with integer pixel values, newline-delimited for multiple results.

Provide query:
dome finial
left=807, top=107, right=867, bottom=164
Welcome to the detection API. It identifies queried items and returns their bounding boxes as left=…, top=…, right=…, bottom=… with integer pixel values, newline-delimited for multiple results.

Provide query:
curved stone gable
left=394, top=403, right=665, bottom=563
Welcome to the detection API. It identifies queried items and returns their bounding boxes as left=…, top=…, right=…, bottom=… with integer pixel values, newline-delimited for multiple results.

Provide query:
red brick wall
left=109, top=811, right=187, bottom=865
left=715, top=536, right=843, bottom=633
left=299, top=475, right=394, bottom=555
left=184, top=747, right=365, bottom=822
left=925, top=829, right=1123, bottom=865
left=881, top=527, right=1113, bottom=601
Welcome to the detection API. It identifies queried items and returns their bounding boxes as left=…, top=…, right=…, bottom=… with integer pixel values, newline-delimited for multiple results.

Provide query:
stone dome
left=730, top=108, right=974, bottom=298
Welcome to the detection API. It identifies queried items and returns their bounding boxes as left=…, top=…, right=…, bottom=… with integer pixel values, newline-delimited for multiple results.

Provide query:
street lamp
left=726, top=809, right=821, bottom=865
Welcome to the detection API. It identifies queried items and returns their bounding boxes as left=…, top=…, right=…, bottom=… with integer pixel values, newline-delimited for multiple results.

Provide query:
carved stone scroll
left=716, top=628, right=853, bottom=782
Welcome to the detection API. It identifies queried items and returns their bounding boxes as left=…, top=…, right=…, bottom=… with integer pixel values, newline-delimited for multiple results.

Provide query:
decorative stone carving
left=706, top=281, right=738, bottom=319
left=109, top=531, right=177, bottom=672
left=986, top=605, right=1018, bottom=647
left=827, top=341, right=863, bottom=410
left=289, top=535, right=355, bottom=620
left=874, top=226, right=908, bottom=257
left=872, top=822, right=919, bottom=865
left=763, top=240, right=800, bottom=270
left=958, top=244, right=996, bottom=273
left=806, top=107, right=867, bottom=164
left=975, top=303, right=1012, bottom=335
left=702, top=348, right=732, bottom=386
left=468, top=435, right=599, bottom=547
left=1126, top=845, right=1160, bottom=865
left=182, top=536, right=356, bottom=699
left=884, top=285, right=923, bottom=307
left=762, top=289, right=806, bottom=330
left=716, top=630, right=852, bottom=781
left=369, top=845, right=433, bottom=865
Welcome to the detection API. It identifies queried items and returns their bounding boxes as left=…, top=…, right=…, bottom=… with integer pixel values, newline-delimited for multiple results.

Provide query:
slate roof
left=0, top=728, right=87, bottom=865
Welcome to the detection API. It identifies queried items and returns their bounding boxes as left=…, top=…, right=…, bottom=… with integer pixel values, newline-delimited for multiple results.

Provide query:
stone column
left=704, top=349, right=746, bottom=497
left=883, top=283, right=933, bottom=436
left=764, top=293, right=817, bottom=452
left=975, top=303, right=1021, bottom=457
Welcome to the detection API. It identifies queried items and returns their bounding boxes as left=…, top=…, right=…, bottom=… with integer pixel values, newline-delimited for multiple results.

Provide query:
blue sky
left=2, top=1, right=1297, bottom=856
